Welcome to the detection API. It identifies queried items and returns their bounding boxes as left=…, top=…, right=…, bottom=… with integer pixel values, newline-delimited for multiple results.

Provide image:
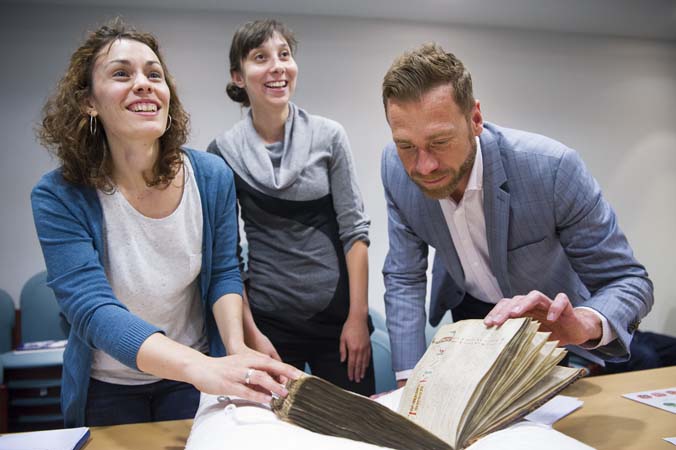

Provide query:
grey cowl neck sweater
left=215, top=102, right=310, bottom=192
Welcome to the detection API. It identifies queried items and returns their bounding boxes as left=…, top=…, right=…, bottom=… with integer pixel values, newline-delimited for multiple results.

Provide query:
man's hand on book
left=483, top=290, right=603, bottom=346
left=340, top=315, right=372, bottom=383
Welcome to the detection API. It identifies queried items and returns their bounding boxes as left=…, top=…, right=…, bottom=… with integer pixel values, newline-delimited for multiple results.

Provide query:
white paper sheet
left=466, top=422, right=595, bottom=450
left=622, top=386, right=676, bottom=414
left=185, top=394, right=392, bottom=450
left=525, top=395, right=584, bottom=426
left=0, top=427, right=89, bottom=450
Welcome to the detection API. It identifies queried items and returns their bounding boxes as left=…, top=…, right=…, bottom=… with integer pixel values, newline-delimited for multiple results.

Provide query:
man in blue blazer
left=380, top=43, right=653, bottom=385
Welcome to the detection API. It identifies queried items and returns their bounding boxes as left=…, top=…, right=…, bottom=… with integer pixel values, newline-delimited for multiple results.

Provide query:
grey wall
left=1, top=4, right=674, bottom=335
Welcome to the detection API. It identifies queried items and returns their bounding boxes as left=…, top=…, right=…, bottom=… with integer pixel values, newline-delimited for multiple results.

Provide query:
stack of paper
left=0, top=427, right=89, bottom=450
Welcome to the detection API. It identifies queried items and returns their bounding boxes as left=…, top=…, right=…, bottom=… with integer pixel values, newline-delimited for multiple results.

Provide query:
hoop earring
left=166, top=115, right=172, bottom=132
left=89, top=115, right=97, bottom=135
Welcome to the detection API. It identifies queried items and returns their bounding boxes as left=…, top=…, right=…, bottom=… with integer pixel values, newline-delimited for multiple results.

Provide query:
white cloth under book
left=185, top=391, right=594, bottom=450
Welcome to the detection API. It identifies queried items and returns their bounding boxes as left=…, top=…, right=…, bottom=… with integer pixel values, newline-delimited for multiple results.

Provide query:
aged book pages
left=273, top=375, right=453, bottom=450
left=271, top=318, right=582, bottom=450
left=398, top=318, right=582, bottom=449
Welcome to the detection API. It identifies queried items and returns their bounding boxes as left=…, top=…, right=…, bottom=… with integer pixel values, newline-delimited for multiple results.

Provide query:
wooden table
left=82, top=367, right=675, bottom=450
left=555, top=366, right=675, bottom=449
left=84, top=419, right=192, bottom=450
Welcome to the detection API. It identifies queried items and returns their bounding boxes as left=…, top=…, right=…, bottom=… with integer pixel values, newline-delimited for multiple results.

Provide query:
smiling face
left=87, top=38, right=170, bottom=150
left=386, top=83, right=483, bottom=200
left=231, top=32, right=298, bottom=112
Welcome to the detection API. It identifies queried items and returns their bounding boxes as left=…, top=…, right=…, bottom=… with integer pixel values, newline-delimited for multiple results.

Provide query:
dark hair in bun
left=227, top=19, right=297, bottom=107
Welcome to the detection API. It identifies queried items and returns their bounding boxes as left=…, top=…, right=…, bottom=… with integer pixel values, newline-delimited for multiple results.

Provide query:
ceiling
left=5, top=0, right=676, bottom=41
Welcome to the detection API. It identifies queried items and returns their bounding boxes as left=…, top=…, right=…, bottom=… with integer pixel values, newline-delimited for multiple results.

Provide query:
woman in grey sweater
left=209, top=19, right=374, bottom=395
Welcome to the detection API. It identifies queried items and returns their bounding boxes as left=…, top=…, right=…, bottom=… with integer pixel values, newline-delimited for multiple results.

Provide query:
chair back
left=20, top=272, right=68, bottom=344
left=0, top=357, right=5, bottom=432
left=369, top=309, right=387, bottom=333
left=0, top=289, right=15, bottom=353
left=371, top=329, right=397, bottom=393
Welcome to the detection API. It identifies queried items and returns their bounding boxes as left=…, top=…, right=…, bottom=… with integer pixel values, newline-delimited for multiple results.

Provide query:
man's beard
left=411, top=136, right=477, bottom=200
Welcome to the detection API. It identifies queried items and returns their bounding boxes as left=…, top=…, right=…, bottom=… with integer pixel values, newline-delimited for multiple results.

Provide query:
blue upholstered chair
left=0, top=289, right=14, bottom=432
left=368, top=309, right=397, bottom=392
left=1, top=272, right=66, bottom=431
left=369, top=309, right=387, bottom=333
left=0, top=289, right=15, bottom=354
left=0, top=358, right=6, bottom=433
left=371, top=329, right=397, bottom=394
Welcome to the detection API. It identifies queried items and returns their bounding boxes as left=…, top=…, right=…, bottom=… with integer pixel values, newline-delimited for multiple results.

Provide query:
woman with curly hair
left=32, top=19, right=300, bottom=427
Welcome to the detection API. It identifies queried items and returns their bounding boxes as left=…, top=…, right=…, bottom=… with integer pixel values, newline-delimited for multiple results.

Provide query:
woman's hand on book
left=188, top=353, right=303, bottom=404
left=484, top=290, right=602, bottom=346
left=226, top=344, right=288, bottom=384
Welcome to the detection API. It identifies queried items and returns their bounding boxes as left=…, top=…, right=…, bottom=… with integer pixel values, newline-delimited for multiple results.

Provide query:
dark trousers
left=450, top=292, right=495, bottom=322
left=275, top=339, right=376, bottom=396
left=85, top=378, right=200, bottom=426
left=605, top=331, right=676, bottom=374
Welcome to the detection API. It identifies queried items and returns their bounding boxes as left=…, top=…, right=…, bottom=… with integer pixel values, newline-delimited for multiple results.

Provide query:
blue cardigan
left=31, top=149, right=243, bottom=427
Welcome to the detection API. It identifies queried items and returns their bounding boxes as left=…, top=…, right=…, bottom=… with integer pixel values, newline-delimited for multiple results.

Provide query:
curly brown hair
left=38, top=18, right=190, bottom=190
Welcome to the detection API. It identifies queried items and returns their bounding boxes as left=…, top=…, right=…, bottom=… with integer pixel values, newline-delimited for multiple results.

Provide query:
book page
left=397, top=318, right=529, bottom=447
left=472, top=365, right=582, bottom=439
left=468, top=339, right=565, bottom=435
left=464, top=323, right=544, bottom=430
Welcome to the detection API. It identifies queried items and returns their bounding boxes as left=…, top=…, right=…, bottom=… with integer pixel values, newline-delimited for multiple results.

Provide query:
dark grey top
left=209, top=103, right=370, bottom=340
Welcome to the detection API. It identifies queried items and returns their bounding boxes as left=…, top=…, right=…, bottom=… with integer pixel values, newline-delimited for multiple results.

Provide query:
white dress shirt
left=438, top=138, right=502, bottom=304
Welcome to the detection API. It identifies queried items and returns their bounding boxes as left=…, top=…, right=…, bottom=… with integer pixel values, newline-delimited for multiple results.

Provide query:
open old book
left=272, top=317, right=583, bottom=450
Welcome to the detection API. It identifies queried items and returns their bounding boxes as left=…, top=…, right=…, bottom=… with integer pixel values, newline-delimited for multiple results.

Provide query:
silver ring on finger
left=244, top=368, right=254, bottom=385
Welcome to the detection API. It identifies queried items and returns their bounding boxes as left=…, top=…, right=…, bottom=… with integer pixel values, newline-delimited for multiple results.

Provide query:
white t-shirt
left=91, top=157, right=206, bottom=385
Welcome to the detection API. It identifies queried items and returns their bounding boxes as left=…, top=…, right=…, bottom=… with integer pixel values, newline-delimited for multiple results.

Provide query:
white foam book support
left=0, top=427, right=90, bottom=450
left=185, top=391, right=595, bottom=450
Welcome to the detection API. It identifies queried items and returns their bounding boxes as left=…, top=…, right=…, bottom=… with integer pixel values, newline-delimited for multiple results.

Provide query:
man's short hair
left=382, top=43, right=475, bottom=115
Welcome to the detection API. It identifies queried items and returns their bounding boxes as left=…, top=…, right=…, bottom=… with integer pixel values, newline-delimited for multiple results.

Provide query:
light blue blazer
left=381, top=122, right=653, bottom=372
